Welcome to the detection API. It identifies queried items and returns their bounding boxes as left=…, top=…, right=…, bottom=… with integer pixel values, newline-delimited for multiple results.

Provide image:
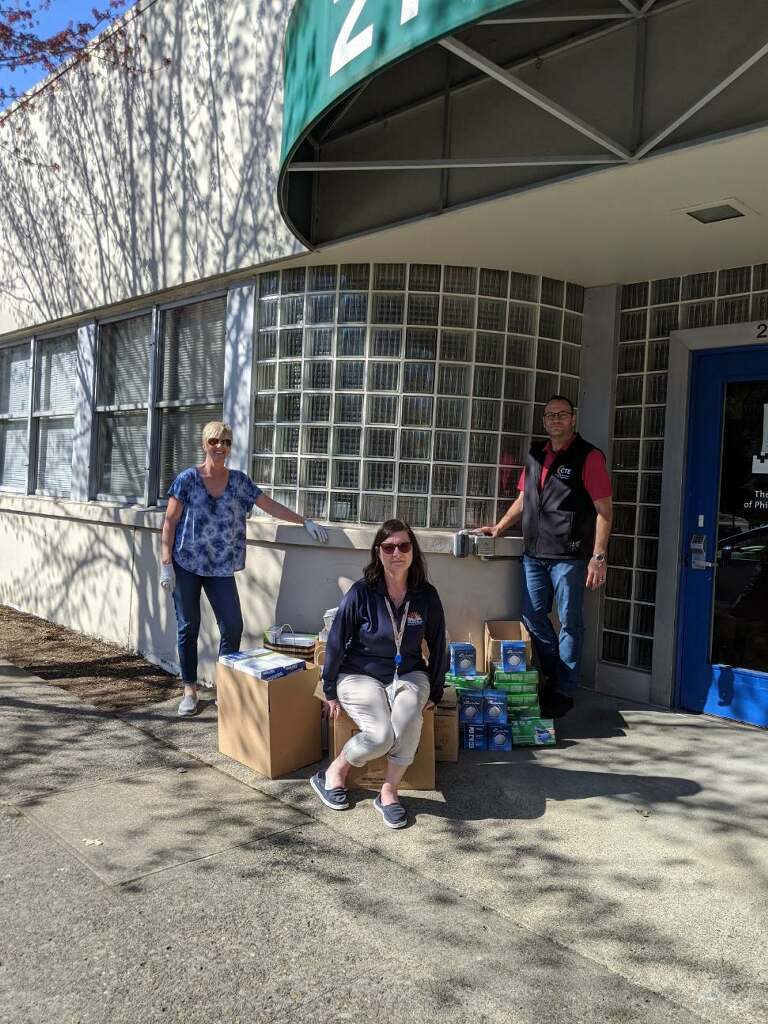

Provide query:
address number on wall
left=331, top=0, right=420, bottom=77
left=758, top=323, right=768, bottom=339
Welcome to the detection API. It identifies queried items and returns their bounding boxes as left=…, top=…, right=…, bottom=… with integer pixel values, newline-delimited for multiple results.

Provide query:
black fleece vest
left=522, top=434, right=599, bottom=560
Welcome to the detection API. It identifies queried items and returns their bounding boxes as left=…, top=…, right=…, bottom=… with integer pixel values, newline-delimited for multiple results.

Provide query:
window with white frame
left=253, top=263, right=583, bottom=528
left=0, top=341, right=31, bottom=490
left=94, top=314, right=152, bottom=500
left=157, top=296, right=225, bottom=495
left=34, top=333, right=77, bottom=497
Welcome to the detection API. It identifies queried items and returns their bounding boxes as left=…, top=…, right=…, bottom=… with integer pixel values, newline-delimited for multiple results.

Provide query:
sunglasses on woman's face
left=380, top=541, right=412, bottom=555
left=207, top=437, right=232, bottom=447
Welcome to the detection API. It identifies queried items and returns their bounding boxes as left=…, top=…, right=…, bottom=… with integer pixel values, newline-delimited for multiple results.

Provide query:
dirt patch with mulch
left=0, top=604, right=179, bottom=713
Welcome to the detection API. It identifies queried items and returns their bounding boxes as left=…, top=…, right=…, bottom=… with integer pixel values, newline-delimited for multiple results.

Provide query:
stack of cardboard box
left=447, top=622, right=557, bottom=749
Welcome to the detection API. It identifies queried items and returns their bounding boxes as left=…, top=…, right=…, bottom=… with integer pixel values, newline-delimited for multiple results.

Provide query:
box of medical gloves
left=493, top=668, right=539, bottom=693
left=217, top=658, right=321, bottom=779
left=510, top=718, right=556, bottom=746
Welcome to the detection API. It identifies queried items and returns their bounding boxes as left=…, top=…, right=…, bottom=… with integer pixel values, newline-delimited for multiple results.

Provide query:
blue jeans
left=172, top=561, right=243, bottom=684
left=521, top=555, right=587, bottom=695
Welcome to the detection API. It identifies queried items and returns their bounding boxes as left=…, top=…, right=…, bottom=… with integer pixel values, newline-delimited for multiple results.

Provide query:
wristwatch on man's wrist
left=591, top=554, right=607, bottom=564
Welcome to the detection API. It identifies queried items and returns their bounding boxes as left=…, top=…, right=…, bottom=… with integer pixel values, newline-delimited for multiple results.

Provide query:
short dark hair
left=363, top=519, right=428, bottom=590
left=545, top=394, right=575, bottom=413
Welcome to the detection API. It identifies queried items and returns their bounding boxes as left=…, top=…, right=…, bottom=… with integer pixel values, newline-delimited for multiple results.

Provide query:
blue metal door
left=678, top=346, right=768, bottom=727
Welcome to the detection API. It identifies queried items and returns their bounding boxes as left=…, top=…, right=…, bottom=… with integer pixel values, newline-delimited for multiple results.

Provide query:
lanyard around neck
left=384, top=595, right=410, bottom=681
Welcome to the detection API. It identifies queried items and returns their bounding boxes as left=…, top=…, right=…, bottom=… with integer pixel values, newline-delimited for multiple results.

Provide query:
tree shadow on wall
left=0, top=0, right=302, bottom=332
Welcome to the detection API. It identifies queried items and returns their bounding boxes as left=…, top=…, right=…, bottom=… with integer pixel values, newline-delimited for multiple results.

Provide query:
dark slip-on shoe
left=373, top=795, right=408, bottom=829
left=310, top=771, right=349, bottom=810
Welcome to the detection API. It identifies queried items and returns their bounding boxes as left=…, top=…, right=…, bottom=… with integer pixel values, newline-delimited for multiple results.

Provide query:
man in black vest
left=476, top=395, right=613, bottom=717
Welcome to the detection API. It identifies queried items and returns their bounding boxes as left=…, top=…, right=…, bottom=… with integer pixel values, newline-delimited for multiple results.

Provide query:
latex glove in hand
left=304, top=519, right=328, bottom=544
left=160, top=562, right=175, bottom=593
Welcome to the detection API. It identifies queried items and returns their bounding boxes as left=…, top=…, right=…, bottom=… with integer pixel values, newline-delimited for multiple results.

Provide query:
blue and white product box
left=458, top=690, right=484, bottom=724
left=463, top=724, right=487, bottom=751
left=218, top=650, right=305, bottom=680
left=500, top=640, right=528, bottom=672
left=448, top=641, right=477, bottom=677
left=483, top=690, right=508, bottom=725
left=486, top=724, right=512, bottom=752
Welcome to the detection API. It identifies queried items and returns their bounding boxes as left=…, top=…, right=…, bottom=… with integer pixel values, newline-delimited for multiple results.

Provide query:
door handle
left=689, top=533, right=714, bottom=570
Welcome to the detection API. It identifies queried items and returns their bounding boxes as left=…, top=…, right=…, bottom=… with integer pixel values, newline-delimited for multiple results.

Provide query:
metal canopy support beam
left=641, top=0, right=660, bottom=10
left=616, top=0, right=641, bottom=14
left=440, top=36, right=631, bottom=161
left=288, top=156, right=622, bottom=171
left=481, top=13, right=632, bottom=23
left=635, top=38, right=768, bottom=158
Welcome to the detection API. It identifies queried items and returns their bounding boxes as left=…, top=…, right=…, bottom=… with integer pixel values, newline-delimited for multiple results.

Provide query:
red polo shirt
left=516, top=435, right=612, bottom=501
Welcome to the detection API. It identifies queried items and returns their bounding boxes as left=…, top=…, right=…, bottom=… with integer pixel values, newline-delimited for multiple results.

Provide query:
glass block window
left=0, top=342, right=31, bottom=490
left=604, top=260, right=768, bottom=672
left=254, top=263, right=582, bottom=528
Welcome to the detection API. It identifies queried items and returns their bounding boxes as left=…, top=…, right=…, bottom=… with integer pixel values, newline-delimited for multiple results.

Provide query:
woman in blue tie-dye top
left=160, top=420, right=328, bottom=717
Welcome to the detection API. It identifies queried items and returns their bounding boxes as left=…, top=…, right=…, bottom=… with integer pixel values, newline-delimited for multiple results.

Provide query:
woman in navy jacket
left=311, top=519, right=447, bottom=829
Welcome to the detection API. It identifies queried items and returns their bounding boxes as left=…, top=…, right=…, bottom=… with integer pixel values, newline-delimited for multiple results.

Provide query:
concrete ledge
left=0, top=493, right=524, bottom=555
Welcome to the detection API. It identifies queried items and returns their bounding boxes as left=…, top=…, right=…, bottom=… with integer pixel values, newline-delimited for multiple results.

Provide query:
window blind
left=36, top=417, right=74, bottom=494
left=0, top=343, right=31, bottom=416
left=160, top=298, right=226, bottom=403
left=98, top=316, right=151, bottom=406
left=36, top=335, right=77, bottom=414
left=97, top=413, right=147, bottom=497
left=158, top=404, right=222, bottom=495
left=0, top=420, right=28, bottom=489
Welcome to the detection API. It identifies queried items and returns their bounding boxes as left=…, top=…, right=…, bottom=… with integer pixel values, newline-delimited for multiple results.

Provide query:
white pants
left=336, top=671, right=430, bottom=767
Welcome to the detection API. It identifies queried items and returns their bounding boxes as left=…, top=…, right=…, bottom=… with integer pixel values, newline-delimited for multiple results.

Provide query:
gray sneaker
left=177, top=693, right=199, bottom=717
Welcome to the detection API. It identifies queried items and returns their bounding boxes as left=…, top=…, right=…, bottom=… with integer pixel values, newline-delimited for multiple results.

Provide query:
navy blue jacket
left=322, top=578, right=447, bottom=703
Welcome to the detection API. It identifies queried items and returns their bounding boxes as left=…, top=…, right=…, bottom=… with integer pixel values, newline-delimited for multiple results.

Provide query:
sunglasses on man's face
left=207, top=437, right=232, bottom=447
left=380, top=541, right=412, bottom=555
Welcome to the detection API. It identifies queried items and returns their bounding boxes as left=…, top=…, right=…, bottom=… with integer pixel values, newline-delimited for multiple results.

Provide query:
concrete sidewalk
left=2, top=660, right=767, bottom=1024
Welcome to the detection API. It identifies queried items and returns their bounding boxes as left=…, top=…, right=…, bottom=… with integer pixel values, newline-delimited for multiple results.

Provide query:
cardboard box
left=484, top=620, right=533, bottom=674
left=435, top=707, right=459, bottom=763
left=330, top=708, right=435, bottom=790
left=217, top=662, right=322, bottom=779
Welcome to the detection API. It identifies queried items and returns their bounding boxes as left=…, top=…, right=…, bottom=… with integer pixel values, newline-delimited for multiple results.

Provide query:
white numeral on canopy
left=331, top=0, right=374, bottom=77
left=401, top=0, right=419, bottom=24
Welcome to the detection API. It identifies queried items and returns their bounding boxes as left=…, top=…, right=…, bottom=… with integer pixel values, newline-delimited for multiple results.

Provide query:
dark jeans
left=172, top=561, right=243, bottom=684
left=521, top=555, right=587, bottom=696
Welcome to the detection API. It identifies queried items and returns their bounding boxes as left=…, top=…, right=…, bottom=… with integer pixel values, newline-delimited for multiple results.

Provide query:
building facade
left=1, top=0, right=767, bottom=727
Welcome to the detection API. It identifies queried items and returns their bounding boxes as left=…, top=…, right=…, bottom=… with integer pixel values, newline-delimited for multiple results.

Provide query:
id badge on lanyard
left=384, top=597, right=410, bottom=684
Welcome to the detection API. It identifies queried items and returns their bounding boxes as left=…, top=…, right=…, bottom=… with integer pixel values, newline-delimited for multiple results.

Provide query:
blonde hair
left=201, top=421, right=233, bottom=448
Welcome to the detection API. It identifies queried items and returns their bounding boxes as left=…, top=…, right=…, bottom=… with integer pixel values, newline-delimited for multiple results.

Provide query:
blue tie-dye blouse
left=168, top=467, right=262, bottom=576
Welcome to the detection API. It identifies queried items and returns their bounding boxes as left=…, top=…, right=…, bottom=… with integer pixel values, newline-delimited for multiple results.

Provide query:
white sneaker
left=177, top=693, right=199, bottom=717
